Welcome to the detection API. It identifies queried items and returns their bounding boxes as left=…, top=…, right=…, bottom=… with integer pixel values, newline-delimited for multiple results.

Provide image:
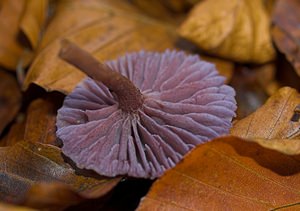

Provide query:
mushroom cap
left=56, top=50, right=236, bottom=179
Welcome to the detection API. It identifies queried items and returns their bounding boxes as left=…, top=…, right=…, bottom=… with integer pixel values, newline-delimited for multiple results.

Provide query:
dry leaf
left=231, top=87, right=300, bottom=139
left=0, top=202, right=36, bottom=211
left=0, top=141, right=120, bottom=209
left=0, top=0, right=48, bottom=69
left=0, top=116, right=25, bottom=146
left=131, top=0, right=193, bottom=22
left=272, top=0, right=300, bottom=76
left=252, top=138, right=300, bottom=155
left=20, top=0, right=49, bottom=49
left=231, top=87, right=300, bottom=155
left=0, top=71, right=22, bottom=135
left=23, top=0, right=176, bottom=94
left=24, top=97, right=62, bottom=146
left=138, top=136, right=300, bottom=210
left=179, top=0, right=275, bottom=63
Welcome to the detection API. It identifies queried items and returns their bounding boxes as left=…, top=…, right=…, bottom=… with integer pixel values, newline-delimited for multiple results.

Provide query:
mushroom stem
left=59, top=40, right=144, bottom=112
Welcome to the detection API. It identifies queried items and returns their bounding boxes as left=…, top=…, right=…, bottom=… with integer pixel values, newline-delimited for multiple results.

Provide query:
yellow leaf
left=178, top=0, right=275, bottom=63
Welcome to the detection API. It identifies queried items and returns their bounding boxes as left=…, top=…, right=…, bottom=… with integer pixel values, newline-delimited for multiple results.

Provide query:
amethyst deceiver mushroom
left=56, top=40, right=236, bottom=179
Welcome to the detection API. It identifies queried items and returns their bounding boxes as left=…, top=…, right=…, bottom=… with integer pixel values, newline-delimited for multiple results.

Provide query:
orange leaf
left=179, top=0, right=275, bottom=63
left=0, top=141, right=120, bottom=209
left=23, top=0, right=176, bottom=94
left=24, top=97, right=62, bottom=146
left=138, top=136, right=300, bottom=210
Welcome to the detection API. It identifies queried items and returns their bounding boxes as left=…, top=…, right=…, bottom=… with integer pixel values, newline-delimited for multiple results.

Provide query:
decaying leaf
left=179, top=0, right=275, bottom=63
left=0, top=71, right=22, bottom=135
left=0, top=0, right=48, bottom=69
left=138, top=136, right=300, bottom=210
left=24, top=97, right=62, bottom=146
left=272, top=0, right=300, bottom=76
left=0, top=141, right=120, bottom=209
left=23, top=0, right=176, bottom=94
left=231, top=87, right=300, bottom=139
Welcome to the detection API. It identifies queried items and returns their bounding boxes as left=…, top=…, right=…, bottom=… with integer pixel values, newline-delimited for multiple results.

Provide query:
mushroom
left=56, top=40, right=236, bottom=179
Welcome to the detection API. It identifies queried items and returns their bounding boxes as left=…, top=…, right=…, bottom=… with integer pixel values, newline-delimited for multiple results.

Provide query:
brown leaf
left=231, top=87, right=300, bottom=155
left=272, top=0, right=300, bottom=76
left=231, top=87, right=300, bottom=139
left=138, top=136, right=300, bottom=210
left=0, top=202, right=36, bottom=211
left=0, top=116, right=25, bottom=146
left=252, top=138, right=300, bottom=155
left=0, top=71, right=22, bottom=135
left=0, top=0, right=48, bottom=69
left=178, top=0, right=275, bottom=63
left=19, top=0, right=49, bottom=49
left=23, top=0, right=176, bottom=94
left=0, top=141, right=120, bottom=209
left=24, top=97, right=61, bottom=146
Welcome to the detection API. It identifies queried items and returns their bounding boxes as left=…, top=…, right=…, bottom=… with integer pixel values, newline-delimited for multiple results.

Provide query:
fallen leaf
left=23, top=0, right=176, bottom=94
left=0, top=115, right=25, bottom=146
left=178, top=0, right=275, bottom=63
left=138, top=136, right=300, bottom=211
left=19, top=0, right=49, bottom=49
left=231, top=87, right=300, bottom=139
left=0, top=141, right=120, bottom=209
left=130, top=0, right=180, bottom=23
left=0, top=0, right=48, bottom=69
left=272, top=0, right=300, bottom=76
left=252, top=138, right=300, bottom=155
left=0, top=70, right=22, bottom=135
left=230, top=87, right=300, bottom=155
left=24, top=97, right=62, bottom=146
left=0, top=202, right=36, bottom=211
left=23, top=182, right=109, bottom=210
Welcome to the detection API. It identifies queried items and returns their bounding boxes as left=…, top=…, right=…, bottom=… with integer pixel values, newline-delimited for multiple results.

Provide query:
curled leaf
left=231, top=87, right=300, bottom=155
left=179, top=0, right=275, bottom=63
left=231, top=87, right=300, bottom=139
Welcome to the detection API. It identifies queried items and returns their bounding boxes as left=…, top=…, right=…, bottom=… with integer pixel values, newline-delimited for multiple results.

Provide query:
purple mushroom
left=56, top=40, right=236, bottom=179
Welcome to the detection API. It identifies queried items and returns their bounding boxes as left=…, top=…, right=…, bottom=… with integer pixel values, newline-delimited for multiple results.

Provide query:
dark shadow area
left=227, top=138, right=300, bottom=176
